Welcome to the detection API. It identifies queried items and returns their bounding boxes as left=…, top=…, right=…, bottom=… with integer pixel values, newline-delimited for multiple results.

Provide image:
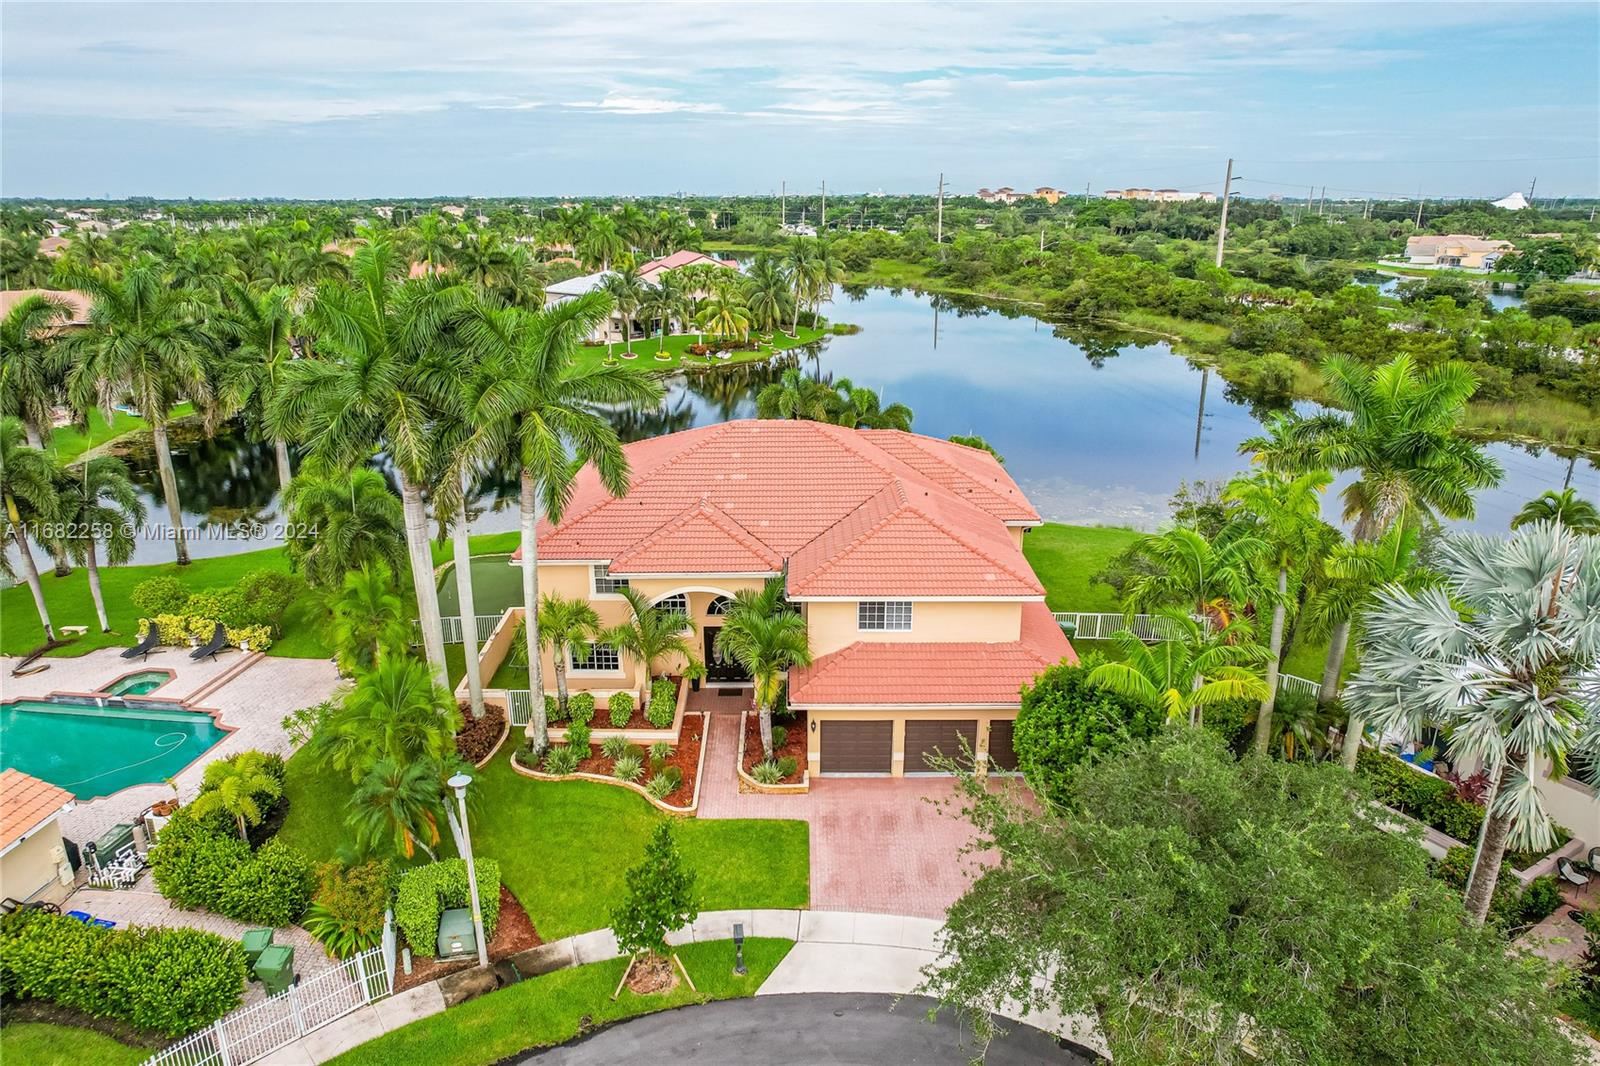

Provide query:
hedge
left=646, top=678, right=677, bottom=728
left=0, top=912, right=244, bottom=1037
left=394, top=858, right=501, bottom=958
left=1356, top=748, right=1485, bottom=843
left=149, top=815, right=314, bottom=928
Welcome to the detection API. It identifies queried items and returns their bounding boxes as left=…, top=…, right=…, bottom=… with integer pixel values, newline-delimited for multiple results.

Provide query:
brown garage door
left=819, top=720, right=893, bottom=774
left=904, top=719, right=977, bottom=774
left=987, top=719, right=1020, bottom=772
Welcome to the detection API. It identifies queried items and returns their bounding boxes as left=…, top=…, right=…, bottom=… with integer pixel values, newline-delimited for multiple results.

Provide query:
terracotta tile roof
left=788, top=601, right=1076, bottom=706
left=638, top=250, right=740, bottom=277
left=0, top=770, right=73, bottom=852
left=513, top=421, right=1044, bottom=598
left=0, top=289, right=92, bottom=326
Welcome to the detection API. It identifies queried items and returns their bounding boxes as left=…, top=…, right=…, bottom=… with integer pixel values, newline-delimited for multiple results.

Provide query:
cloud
left=565, top=94, right=726, bottom=115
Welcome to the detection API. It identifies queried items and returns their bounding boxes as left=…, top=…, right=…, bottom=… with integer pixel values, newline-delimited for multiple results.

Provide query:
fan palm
left=53, top=456, right=146, bottom=632
left=756, top=368, right=831, bottom=421
left=1342, top=522, right=1600, bottom=923
left=0, top=418, right=61, bottom=641
left=1089, top=612, right=1270, bottom=728
left=348, top=756, right=445, bottom=861
left=536, top=594, right=601, bottom=718
left=601, top=266, right=646, bottom=355
left=1512, top=488, right=1600, bottom=534
left=0, top=292, right=72, bottom=447
left=326, top=561, right=411, bottom=674
left=714, top=578, right=812, bottom=759
left=602, top=586, right=696, bottom=704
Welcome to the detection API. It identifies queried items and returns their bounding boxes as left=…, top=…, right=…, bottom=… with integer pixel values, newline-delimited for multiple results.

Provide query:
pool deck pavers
left=2, top=647, right=342, bottom=843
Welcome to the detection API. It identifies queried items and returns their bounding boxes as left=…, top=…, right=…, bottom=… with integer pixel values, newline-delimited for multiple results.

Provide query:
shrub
left=613, top=754, right=644, bottom=783
left=224, top=623, right=273, bottom=651
left=542, top=744, right=580, bottom=775
left=777, top=756, right=799, bottom=779
left=544, top=693, right=559, bottom=722
left=659, top=765, right=683, bottom=792
left=394, top=859, right=501, bottom=958
left=601, top=735, right=631, bottom=761
left=645, top=775, right=675, bottom=799
left=149, top=814, right=314, bottom=927
left=564, top=719, right=591, bottom=752
left=647, top=678, right=677, bottom=728
left=750, top=760, right=783, bottom=785
left=131, top=576, right=191, bottom=617
left=610, top=824, right=698, bottom=959
left=140, top=613, right=192, bottom=644
left=1519, top=875, right=1563, bottom=927
left=1432, top=846, right=1550, bottom=932
left=608, top=691, right=634, bottom=727
left=303, top=861, right=392, bottom=959
left=1356, top=749, right=1485, bottom=843
left=236, top=569, right=303, bottom=630
left=648, top=741, right=674, bottom=762
left=569, top=691, right=596, bottom=723
left=0, top=911, right=245, bottom=1037
left=184, top=588, right=249, bottom=627
left=455, top=702, right=507, bottom=764
left=770, top=725, right=788, bottom=751
left=1015, top=658, right=1165, bottom=805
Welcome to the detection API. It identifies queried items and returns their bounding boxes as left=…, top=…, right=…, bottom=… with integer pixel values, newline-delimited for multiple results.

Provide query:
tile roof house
left=1404, top=234, right=1514, bottom=270
left=505, top=420, right=1075, bottom=777
left=0, top=770, right=76, bottom=906
left=636, top=250, right=739, bottom=282
left=0, top=289, right=93, bottom=327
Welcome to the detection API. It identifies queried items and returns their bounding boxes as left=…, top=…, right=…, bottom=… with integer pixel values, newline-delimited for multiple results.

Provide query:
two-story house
left=510, top=419, right=1075, bottom=778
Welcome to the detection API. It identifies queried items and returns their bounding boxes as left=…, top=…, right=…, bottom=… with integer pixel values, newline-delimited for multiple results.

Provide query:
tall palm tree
left=453, top=231, right=514, bottom=290
left=349, top=756, right=444, bottom=860
left=601, top=266, right=647, bottom=356
left=1343, top=522, right=1600, bottom=923
left=743, top=255, right=792, bottom=338
left=216, top=280, right=298, bottom=491
left=60, top=264, right=214, bottom=565
left=697, top=280, right=751, bottom=345
left=409, top=214, right=455, bottom=277
left=1088, top=612, right=1270, bottom=728
left=0, top=292, right=72, bottom=448
left=1242, top=356, right=1503, bottom=705
left=1512, top=488, right=1600, bottom=534
left=1223, top=468, right=1335, bottom=754
left=1119, top=525, right=1265, bottom=625
left=317, top=654, right=462, bottom=784
left=805, top=240, right=845, bottom=329
left=282, top=460, right=406, bottom=589
left=266, top=241, right=474, bottom=688
left=603, top=587, right=696, bottom=705
left=53, top=456, right=146, bottom=632
left=639, top=273, right=687, bottom=355
left=455, top=293, right=664, bottom=752
left=0, top=418, right=60, bottom=641
left=756, top=368, right=831, bottom=421
left=536, top=594, right=601, bottom=719
left=783, top=239, right=815, bottom=337
left=579, top=216, right=625, bottom=272
left=327, top=561, right=411, bottom=674
left=714, top=578, right=812, bottom=759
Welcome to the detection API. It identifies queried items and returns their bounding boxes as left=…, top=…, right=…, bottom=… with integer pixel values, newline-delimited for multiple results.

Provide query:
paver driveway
left=696, top=709, right=990, bottom=918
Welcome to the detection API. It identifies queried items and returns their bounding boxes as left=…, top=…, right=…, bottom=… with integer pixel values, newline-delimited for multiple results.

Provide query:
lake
left=67, top=283, right=1600, bottom=564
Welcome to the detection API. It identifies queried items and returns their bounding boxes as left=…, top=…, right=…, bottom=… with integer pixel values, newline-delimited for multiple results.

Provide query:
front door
left=703, top=627, right=750, bottom=683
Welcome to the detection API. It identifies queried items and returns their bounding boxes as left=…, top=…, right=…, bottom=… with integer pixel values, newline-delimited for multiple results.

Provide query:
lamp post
left=448, top=773, right=490, bottom=968
left=732, top=922, right=746, bottom=975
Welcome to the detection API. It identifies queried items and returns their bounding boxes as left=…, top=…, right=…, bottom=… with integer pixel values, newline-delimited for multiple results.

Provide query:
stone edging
left=508, top=712, right=709, bottom=816
left=735, top=709, right=809, bottom=794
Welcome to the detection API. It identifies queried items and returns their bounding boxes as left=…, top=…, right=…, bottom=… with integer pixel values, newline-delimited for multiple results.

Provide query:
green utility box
left=241, top=928, right=273, bottom=969
left=437, top=907, right=477, bottom=959
left=254, top=944, right=295, bottom=995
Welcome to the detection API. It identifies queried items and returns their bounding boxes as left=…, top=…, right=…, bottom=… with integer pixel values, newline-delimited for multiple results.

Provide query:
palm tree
left=1223, top=468, right=1335, bottom=754
left=267, top=241, right=474, bottom=689
left=317, top=654, right=462, bottom=783
left=0, top=418, right=60, bottom=641
left=1087, top=611, right=1270, bottom=728
left=1119, top=525, right=1265, bottom=625
left=697, top=280, right=751, bottom=345
left=282, top=460, right=406, bottom=589
left=409, top=214, right=455, bottom=277
left=60, top=264, right=214, bottom=565
left=756, top=368, right=831, bottom=421
left=453, top=231, right=514, bottom=290
left=327, top=561, right=411, bottom=674
left=579, top=216, right=625, bottom=272
left=0, top=292, right=72, bottom=448
left=783, top=239, right=814, bottom=337
left=639, top=273, right=687, bottom=355
left=743, top=255, right=792, bottom=338
left=1343, top=522, right=1600, bottom=923
left=216, top=280, right=298, bottom=490
left=1241, top=356, right=1503, bottom=705
left=53, top=456, right=145, bottom=632
left=348, top=756, right=444, bottom=860
left=537, top=594, right=601, bottom=718
left=827, top=378, right=914, bottom=431
left=601, top=266, right=647, bottom=356
left=188, top=754, right=280, bottom=842
left=455, top=293, right=664, bottom=752
left=805, top=240, right=845, bottom=329
left=714, top=578, right=812, bottom=759
left=603, top=587, right=696, bottom=705
left=1512, top=488, right=1600, bottom=533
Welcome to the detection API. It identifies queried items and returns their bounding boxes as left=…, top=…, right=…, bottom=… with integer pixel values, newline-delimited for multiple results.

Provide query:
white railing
left=142, top=913, right=396, bottom=1066
left=1053, top=611, right=1323, bottom=698
left=506, top=689, right=534, bottom=726
left=418, top=615, right=505, bottom=645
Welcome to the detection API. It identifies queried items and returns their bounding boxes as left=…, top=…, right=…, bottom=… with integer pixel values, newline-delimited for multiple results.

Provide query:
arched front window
left=653, top=594, right=689, bottom=616
left=707, top=595, right=734, bottom=617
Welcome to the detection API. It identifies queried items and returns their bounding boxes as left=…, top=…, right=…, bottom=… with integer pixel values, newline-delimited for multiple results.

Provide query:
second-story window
left=593, top=564, right=629, bottom=594
left=858, top=601, right=912, bottom=631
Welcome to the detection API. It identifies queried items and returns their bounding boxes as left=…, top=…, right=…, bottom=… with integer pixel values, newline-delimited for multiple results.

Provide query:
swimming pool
left=0, top=697, right=230, bottom=800
left=99, top=670, right=171, bottom=697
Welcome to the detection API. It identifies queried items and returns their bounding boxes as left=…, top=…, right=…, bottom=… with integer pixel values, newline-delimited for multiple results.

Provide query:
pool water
left=99, top=671, right=169, bottom=697
left=0, top=698, right=229, bottom=800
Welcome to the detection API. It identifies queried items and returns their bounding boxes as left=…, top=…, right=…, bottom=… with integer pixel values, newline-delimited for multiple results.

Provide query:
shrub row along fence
left=142, top=912, right=396, bottom=1066
left=417, top=614, right=505, bottom=646
left=1053, top=611, right=1322, bottom=698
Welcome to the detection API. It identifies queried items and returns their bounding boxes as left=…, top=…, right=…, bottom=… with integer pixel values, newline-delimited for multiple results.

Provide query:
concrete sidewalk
left=256, top=983, right=445, bottom=1065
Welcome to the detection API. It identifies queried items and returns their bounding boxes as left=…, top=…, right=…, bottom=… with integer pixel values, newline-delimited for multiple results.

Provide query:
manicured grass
left=487, top=658, right=529, bottom=690
left=326, top=937, right=793, bottom=1066
left=1022, top=522, right=1142, bottom=613
left=436, top=554, right=523, bottom=617
left=428, top=531, right=521, bottom=568
left=573, top=326, right=829, bottom=374
left=46, top=404, right=195, bottom=464
left=0, top=1023, right=148, bottom=1066
left=277, top=747, right=810, bottom=939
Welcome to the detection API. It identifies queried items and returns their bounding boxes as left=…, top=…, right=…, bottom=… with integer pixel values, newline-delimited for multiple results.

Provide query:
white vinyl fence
left=419, top=614, right=505, bottom=645
left=142, top=913, right=396, bottom=1066
left=1053, top=611, right=1323, bottom=698
left=506, top=689, right=534, bottom=726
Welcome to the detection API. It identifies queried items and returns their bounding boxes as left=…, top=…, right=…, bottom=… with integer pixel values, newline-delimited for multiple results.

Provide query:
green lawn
left=574, top=326, right=829, bottom=374
left=0, top=1023, right=148, bottom=1066
left=436, top=554, right=523, bottom=617
left=278, top=747, right=810, bottom=940
left=327, top=937, right=793, bottom=1066
left=46, top=404, right=195, bottom=464
left=1023, top=522, right=1142, bottom=612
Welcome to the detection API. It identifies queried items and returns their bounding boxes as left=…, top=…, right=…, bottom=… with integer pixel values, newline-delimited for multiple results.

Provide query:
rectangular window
left=858, top=601, right=912, bottom=631
left=592, top=564, right=629, bottom=594
left=571, top=642, right=621, bottom=673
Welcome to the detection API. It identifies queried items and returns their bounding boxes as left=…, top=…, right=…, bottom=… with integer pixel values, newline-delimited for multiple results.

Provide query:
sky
left=2, top=2, right=1596, bottom=201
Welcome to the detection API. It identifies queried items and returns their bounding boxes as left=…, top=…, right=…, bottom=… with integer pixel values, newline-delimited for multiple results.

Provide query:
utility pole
left=1363, top=198, right=1371, bottom=220
left=820, top=180, right=826, bottom=232
left=1529, top=176, right=1538, bottom=203
left=1415, top=199, right=1425, bottom=228
left=935, top=172, right=945, bottom=245
left=780, top=180, right=786, bottom=228
left=1214, top=157, right=1236, bottom=268
left=1307, top=186, right=1315, bottom=215
left=1318, top=186, right=1326, bottom=216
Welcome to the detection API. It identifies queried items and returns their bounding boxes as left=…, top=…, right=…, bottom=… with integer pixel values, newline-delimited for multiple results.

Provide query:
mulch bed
left=394, top=884, right=541, bottom=994
left=624, top=952, right=679, bottom=995
left=742, top=710, right=808, bottom=783
left=455, top=701, right=508, bottom=764
left=565, top=716, right=704, bottom=807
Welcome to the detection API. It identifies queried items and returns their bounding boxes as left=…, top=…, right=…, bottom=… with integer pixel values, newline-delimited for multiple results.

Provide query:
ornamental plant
left=393, top=858, right=501, bottom=958
left=608, top=691, right=635, bottom=727
left=610, top=823, right=699, bottom=962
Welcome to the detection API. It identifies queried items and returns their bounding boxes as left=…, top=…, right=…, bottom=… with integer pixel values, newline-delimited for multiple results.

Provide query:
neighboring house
left=1104, top=188, right=1216, bottom=203
left=0, top=770, right=77, bottom=906
left=1404, top=234, right=1514, bottom=270
left=544, top=252, right=741, bottom=343
left=0, top=289, right=93, bottom=327
left=509, top=420, right=1075, bottom=777
left=1033, top=187, right=1063, bottom=204
left=438, top=204, right=466, bottom=218
left=542, top=270, right=627, bottom=343
left=976, top=186, right=1024, bottom=204
left=636, top=249, right=738, bottom=284
left=74, top=220, right=110, bottom=235
left=36, top=236, right=71, bottom=258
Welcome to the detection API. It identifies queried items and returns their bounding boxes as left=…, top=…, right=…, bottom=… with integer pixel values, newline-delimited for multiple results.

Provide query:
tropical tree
left=579, top=216, right=625, bottom=272
left=327, top=561, right=411, bottom=674
left=1087, top=611, right=1270, bottom=727
left=315, top=654, right=462, bottom=784
left=1343, top=522, right=1600, bottom=923
left=714, top=578, right=812, bottom=759
left=1512, top=488, right=1600, bottom=533
left=827, top=377, right=914, bottom=431
left=348, top=756, right=445, bottom=860
left=696, top=280, right=750, bottom=344
left=0, top=292, right=72, bottom=447
left=803, top=240, right=845, bottom=328
left=1223, top=468, right=1335, bottom=754
left=1118, top=525, right=1265, bottom=624
left=603, top=587, right=696, bottom=704
left=53, top=456, right=146, bottom=632
left=783, top=239, right=814, bottom=337
left=452, top=231, right=514, bottom=290
left=639, top=272, right=686, bottom=355
left=0, top=418, right=60, bottom=641
left=187, top=754, right=281, bottom=842
left=282, top=460, right=406, bottom=590
left=756, top=368, right=831, bottom=421
left=600, top=266, right=646, bottom=356
left=216, top=280, right=299, bottom=490
left=455, top=293, right=663, bottom=752
left=409, top=214, right=455, bottom=277
left=536, top=594, right=601, bottom=719
left=60, top=264, right=215, bottom=565
left=742, top=255, right=792, bottom=337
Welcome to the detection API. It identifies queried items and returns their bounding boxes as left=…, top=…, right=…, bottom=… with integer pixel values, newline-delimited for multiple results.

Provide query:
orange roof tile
left=0, top=770, right=73, bottom=852
left=611, top=499, right=783, bottom=575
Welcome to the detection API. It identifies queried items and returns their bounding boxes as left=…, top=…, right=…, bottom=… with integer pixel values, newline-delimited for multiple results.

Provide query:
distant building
left=36, top=236, right=70, bottom=258
left=1491, top=191, right=1530, bottom=211
left=438, top=204, right=466, bottom=218
left=780, top=221, right=817, bottom=237
left=1103, top=188, right=1216, bottom=203
left=1033, top=187, right=1063, bottom=204
left=1404, top=234, right=1514, bottom=270
left=975, top=186, right=1024, bottom=204
left=637, top=250, right=739, bottom=284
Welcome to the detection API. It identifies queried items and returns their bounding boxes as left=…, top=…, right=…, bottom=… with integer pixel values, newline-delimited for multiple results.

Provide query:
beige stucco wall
left=805, top=707, right=1018, bottom=778
left=803, top=600, right=1023, bottom=656
left=0, top=821, right=71, bottom=906
left=1529, top=753, right=1600, bottom=847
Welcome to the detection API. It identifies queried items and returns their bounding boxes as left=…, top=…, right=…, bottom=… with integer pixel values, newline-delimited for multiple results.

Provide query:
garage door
left=987, top=719, right=1020, bottom=772
left=819, top=720, right=893, bottom=774
left=904, top=719, right=978, bottom=774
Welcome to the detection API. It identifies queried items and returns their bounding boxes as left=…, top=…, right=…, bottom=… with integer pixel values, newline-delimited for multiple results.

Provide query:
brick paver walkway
left=697, top=712, right=989, bottom=918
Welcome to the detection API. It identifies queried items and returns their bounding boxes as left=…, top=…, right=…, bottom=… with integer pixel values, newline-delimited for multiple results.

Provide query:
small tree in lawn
left=611, top=823, right=700, bottom=971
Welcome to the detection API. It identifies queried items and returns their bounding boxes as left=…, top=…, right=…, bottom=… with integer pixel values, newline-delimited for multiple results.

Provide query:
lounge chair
left=190, top=622, right=227, bottom=661
left=122, top=626, right=161, bottom=660
left=1589, top=847, right=1600, bottom=872
left=1559, top=857, right=1591, bottom=886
